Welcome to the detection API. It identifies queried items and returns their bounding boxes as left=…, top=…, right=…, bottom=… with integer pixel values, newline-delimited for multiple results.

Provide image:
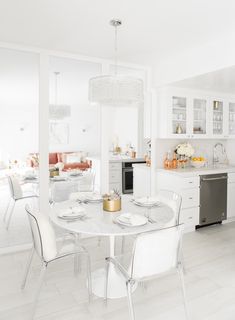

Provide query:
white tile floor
left=1, top=222, right=235, bottom=320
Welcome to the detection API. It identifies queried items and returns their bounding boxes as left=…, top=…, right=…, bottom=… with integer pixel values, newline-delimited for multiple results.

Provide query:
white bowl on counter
left=191, top=160, right=206, bottom=168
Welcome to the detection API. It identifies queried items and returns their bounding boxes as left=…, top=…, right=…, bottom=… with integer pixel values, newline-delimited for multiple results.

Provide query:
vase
left=178, top=156, right=188, bottom=168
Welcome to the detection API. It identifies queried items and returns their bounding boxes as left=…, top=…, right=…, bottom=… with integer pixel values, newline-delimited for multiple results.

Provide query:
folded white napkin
left=117, top=213, right=147, bottom=226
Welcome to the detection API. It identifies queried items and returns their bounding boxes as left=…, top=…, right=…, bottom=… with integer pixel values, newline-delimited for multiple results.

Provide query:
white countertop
left=156, top=164, right=235, bottom=177
left=109, top=156, right=145, bottom=163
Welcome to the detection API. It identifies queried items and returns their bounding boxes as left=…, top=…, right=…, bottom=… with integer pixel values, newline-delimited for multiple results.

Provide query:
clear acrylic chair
left=3, top=175, right=38, bottom=230
left=77, top=171, right=95, bottom=192
left=22, top=204, right=92, bottom=319
left=105, top=224, right=189, bottom=320
left=51, top=181, right=78, bottom=203
left=155, top=189, right=182, bottom=224
left=121, top=190, right=182, bottom=254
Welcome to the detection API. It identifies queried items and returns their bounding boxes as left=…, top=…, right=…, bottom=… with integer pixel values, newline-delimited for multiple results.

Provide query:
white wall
left=108, top=107, right=139, bottom=154
left=153, top=32, right=235, bottom=87
left=0, top=48, right=39, bottom=163
left=49, top=105, right=100, bottom=155
left=49, top=56, right=102, bottom=155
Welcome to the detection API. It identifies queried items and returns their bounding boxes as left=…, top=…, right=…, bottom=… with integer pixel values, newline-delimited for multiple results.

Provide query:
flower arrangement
left=54, top=162, right=64, bottom=171
left=175, top=143, right=195, bottom=158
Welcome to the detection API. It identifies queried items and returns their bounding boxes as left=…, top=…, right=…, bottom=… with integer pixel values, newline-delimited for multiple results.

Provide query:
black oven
left=122, top=161, right=146, bottom=194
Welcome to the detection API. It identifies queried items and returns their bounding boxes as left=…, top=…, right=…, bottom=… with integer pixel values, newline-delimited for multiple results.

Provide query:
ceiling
left=0, top=0, right=235, bottom=66
left=172, top=66, right=235, bottom=94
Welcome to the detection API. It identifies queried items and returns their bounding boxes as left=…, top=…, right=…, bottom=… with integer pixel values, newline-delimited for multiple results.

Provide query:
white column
left=39, top=53, right=49, bottom=213
left=150, top=90, right=157, bottom=196
left=100, top=105, right=112, bottom=194
left=100, top=62, right=110, bottom=194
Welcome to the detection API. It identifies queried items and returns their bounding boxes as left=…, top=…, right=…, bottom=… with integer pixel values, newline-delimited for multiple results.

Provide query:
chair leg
left=126, top=280, right=135, bottom=320
left=104, top=259, right=110, bottom=306
left=3, top=198, right=11, bottom=222
left=86, top=253, right=92, bottom=303
left=6, top=200, right=15, bottom=230
left=178, top=264, right=189, bottom=320
left=74, top=234, right=81, bottom=275
left=21, top=247, right=34, bottom=290
left=121, top=236, right=125, bottom=255
left=31, top=264, right=47, bottom=320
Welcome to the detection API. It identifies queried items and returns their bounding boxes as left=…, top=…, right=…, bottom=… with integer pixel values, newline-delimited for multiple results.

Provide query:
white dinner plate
left=132, top=197, right=160, bottom=207
left=73, top=192, right=103, bottom=203
left=58, top=206, right=86, bottom=220
left=115, top=213, right=148, bottom=227
left=50, top=176, right=67, bottom=182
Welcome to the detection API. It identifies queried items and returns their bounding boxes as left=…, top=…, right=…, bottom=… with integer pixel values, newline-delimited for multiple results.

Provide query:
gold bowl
left=103, top=198, right=121, bottom=212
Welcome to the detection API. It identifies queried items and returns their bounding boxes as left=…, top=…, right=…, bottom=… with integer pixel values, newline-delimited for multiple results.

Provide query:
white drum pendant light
left=49, top=72, right=71, bottom=120
left=89, top=19, right=144, bottom=107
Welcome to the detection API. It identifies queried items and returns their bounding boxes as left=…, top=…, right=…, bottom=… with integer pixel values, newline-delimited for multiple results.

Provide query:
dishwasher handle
left=201, top=176, right=227, bottom=182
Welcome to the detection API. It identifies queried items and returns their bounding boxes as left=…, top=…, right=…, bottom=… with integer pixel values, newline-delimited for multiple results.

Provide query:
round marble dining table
left=49, top=195, right=174, bottom=299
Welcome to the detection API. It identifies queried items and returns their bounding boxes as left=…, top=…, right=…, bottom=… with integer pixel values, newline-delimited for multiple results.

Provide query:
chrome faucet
left=213, top=143, right=228, bottom=165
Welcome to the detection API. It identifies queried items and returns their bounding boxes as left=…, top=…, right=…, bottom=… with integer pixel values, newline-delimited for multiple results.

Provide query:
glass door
left=171, top=96, right=187, bottom=135
left=229, top=102, right=235, bottom=136
left=193, top=98, right=207, bottom=136
left=212, top=100, right=223, bottom=136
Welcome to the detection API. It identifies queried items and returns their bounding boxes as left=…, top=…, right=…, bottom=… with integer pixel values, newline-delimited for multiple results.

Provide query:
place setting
left=50, top=176, right=68, bottom=182
left=131, top=196, right=161, bottom=208
left=57, top=205, right=90, bottom=223
left=70, top=191, right=103, bottom=204
left=22, top=171, right=38, bottom=182
left=113, top=212, right=157, bottom=229
left=68, top=169, right=83, bottom=178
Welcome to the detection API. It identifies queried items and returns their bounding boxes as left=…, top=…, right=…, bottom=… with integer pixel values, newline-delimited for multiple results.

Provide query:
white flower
left=54, top=162, right=64, bottom=170
left=175, top=143, right=194, bottom=158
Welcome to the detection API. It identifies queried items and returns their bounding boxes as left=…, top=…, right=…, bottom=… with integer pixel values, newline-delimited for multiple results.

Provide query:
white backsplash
left=154, top=139, right=228, bottom=168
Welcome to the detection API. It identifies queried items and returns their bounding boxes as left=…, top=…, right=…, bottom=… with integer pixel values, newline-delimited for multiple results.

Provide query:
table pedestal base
left=91, top=266, right=137, bottom=299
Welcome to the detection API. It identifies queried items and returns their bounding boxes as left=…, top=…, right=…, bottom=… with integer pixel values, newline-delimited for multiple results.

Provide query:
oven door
left=122, top=168, right=133, bottom=194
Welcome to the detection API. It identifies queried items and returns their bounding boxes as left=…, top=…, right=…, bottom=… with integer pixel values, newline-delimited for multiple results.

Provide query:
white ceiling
left=0, top=0, right=235, bottom=65
left=172, top=66, right=235, bottom=94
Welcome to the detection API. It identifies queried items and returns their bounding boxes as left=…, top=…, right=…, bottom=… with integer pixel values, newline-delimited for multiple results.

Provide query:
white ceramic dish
left=133, top=197, right=160, bottom=207
left=191, top=160, right=206, bottom=168
left=58, top=206, right=86, bottom=220
left=115, top=213, right=147, bottom=227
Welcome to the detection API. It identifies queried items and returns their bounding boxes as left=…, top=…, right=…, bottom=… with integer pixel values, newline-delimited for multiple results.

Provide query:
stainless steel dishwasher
left=198, top=173, right=227, bottom=227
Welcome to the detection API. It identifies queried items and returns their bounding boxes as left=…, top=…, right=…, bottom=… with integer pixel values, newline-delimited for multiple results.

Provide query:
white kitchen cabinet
left=109, top=161, right=122, bottom=193
left=228, top=101, right=235, bottom=138
left=157, top=87, right=235, bottom=140
left=227, top=173, right=235, bottom=219
left=209, top=98, right=227, bottom=139
left=156, top=171, right=200, bottom=232
left=192, top=98, right=208, bottom=138
left=158, top=87, right=210, bottom=139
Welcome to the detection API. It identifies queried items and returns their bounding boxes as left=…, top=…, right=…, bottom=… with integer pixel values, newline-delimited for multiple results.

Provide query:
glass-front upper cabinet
left=212, top=100, right=224, bottom=136
left=193, top=98, right=207, bottom=136
left=229, top=102, right=235, bottom=136
left=171, top=96, right=187, bottom=135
